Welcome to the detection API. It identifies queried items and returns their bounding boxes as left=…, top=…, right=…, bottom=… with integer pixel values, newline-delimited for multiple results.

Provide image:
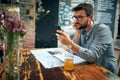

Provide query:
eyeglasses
left=72, top=15, right=86, bottom=20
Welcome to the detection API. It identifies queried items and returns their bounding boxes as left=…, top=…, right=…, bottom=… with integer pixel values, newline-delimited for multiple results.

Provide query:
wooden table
left=0, top=48, right=120, bottom=80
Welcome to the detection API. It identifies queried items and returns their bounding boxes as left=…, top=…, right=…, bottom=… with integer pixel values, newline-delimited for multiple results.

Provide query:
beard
left=75, top=19, right=89, bottom=30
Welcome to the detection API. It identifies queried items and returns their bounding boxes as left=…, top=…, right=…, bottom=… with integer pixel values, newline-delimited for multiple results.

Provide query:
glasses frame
left=72, top=15, right=87, bottom=20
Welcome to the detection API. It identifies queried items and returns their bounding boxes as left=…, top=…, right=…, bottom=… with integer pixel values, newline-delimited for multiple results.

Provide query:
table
left=0, top=48, right=120, bottom=80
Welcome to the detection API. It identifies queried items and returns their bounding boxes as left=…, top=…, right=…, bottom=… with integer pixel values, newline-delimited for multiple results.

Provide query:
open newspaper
left=30, top=48, right=86, bottom=69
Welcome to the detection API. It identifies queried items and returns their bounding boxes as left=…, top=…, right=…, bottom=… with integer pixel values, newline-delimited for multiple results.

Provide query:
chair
left=114, top=47, right=120, bottom=77
left=0, top=45, right=3, bottom=64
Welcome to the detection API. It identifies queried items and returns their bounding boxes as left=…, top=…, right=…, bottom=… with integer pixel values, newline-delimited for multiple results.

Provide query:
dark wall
left=117, top=15, right=120, bottom=38
left=35, top=0, right=59, bottom=48
left=94, top=0, right=117, bottom=38
left=118, top=16, right=120, bottom=35
left=0, top=0, right=11, bottom=4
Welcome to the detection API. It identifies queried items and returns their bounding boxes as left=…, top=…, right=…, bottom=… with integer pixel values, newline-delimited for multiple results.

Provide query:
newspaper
left=30, top=48, right=86, bottom=69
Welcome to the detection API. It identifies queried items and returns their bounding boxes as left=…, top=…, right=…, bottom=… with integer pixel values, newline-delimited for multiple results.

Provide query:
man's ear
left=88, top=14, right=93, bottom=20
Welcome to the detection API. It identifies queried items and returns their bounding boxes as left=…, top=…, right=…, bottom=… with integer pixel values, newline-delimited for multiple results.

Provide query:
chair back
left=114, top=47, right=120, bottom=77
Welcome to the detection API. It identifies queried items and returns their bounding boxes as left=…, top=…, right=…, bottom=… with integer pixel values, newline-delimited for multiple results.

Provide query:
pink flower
left=0, top=10, right=5, bottom=25
left=0, top=10, right=26, bottom=37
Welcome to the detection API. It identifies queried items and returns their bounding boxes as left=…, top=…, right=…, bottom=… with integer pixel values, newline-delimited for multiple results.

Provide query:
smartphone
left=56, top=26, right=62, bottom=35
left=57, top=26, right=61, bottom=30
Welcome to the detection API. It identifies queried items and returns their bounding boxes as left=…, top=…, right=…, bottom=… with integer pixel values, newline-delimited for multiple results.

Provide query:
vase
left=4, top=32, right=20, bottom=80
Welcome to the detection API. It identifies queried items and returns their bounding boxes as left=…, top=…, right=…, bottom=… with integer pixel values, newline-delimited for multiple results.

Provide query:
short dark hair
left=72, top=3, right=93, bottom=16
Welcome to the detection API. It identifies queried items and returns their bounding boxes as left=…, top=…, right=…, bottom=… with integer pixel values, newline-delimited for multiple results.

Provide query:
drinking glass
left=64, top=53, right=74, bottom=71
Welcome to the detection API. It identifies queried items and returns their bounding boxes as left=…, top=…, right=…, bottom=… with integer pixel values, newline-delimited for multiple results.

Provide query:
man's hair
left=72, top=3, right=93, bottom=16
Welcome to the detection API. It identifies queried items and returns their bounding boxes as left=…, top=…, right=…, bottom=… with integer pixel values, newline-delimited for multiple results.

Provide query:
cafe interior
left=0, top=0, right=120, bottom=80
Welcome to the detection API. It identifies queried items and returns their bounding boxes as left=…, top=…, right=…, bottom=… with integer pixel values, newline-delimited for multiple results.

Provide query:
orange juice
left=64, top=58, right=73, bottom=70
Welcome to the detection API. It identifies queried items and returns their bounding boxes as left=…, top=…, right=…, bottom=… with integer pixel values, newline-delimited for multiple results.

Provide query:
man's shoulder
left=94, top=23, right=110, bottom=31
left=92, top=23, right=111, bottom=35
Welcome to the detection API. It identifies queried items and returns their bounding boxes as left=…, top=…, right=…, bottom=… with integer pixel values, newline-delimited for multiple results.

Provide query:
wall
left=22, top=0, right=36, bottom=48
left=35, top=0, right=59, bottom=48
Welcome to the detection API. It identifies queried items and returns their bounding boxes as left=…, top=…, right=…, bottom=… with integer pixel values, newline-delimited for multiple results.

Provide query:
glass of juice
left=64, top=53, right=73, bottom=71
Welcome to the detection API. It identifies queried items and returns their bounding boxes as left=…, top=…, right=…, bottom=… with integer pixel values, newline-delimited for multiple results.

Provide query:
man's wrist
left=67, top=41, right=74, bottom=49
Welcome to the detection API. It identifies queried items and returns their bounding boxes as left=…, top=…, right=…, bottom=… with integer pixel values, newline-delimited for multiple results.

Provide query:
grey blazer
left=76, top=23, right=118, bottom=74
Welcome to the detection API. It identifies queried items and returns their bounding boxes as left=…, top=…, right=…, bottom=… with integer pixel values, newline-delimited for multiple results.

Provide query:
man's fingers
left=56, top=30, right=65, bottom=36
left=56, top=33, right=63, bottom=41
left=56, top=33, right=63, bottom=39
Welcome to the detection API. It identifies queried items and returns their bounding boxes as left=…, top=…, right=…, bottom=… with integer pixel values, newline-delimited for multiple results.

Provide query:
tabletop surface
left=0, top=48, right=120, bottom=80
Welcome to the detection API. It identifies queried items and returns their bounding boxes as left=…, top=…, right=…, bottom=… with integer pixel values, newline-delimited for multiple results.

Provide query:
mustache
left=75, top=22, right=80, bottom=25
left=75, top=22, right=87, bottom=30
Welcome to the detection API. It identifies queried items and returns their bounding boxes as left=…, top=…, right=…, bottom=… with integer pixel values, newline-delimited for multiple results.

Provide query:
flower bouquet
left=0, top=8, right=26, bottom=80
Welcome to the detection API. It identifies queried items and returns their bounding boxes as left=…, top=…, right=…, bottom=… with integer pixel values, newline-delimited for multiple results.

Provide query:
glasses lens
left=72, top=16, right=76, bottom=20
left=72, top=16, right=86, bottom=20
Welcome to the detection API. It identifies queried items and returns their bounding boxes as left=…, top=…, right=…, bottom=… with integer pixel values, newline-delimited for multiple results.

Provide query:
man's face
left=73, top=10, right=89, bottom=29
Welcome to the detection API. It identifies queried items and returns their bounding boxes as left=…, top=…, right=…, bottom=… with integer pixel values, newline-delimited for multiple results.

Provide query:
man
left=56, top=3, right=118, bottom=74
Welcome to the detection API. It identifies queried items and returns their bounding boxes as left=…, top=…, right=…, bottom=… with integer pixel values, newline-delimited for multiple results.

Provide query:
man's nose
left=74, top=19, right=80, bottom=23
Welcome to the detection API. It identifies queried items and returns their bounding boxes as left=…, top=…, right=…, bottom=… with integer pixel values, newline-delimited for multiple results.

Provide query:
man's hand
left=56, top=30, right=72, bottom=46
left=72, top=22, right=81, bottom=31
left=72, top=22, right=81, bottom=42
left=56, top=30, right=80, bottom=53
